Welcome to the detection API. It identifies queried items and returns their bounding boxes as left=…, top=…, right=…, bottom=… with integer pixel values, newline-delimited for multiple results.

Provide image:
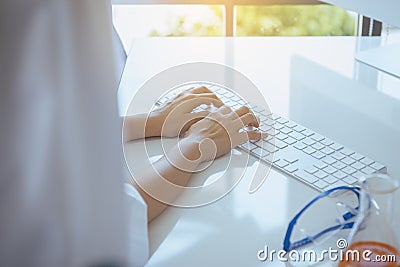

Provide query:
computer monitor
left=322, top=0, right=399, bottom=27
left=322, top=0, right=400, bottom=78
left=289, top=55, right=400, bottom=179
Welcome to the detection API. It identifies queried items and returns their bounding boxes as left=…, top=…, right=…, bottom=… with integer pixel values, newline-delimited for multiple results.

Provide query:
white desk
left=118, top=37, right=400, bottom=267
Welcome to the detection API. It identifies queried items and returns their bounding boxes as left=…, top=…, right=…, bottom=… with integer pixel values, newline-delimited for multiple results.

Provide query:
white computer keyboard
left=156, top=83, right=387, bottom=192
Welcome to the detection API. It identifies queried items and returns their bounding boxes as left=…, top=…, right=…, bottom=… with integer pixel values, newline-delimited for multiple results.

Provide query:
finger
left=218, top=105, right=232, bottom=115
left=174, top=86, right=196, bottom=99
left=190, top=86, right=212, bottom=94
left=191, top=93, right=223, bottom=107
left=178, top=116, right=204, bottom=134
left=234, top=106, right=250, bottom=117
left=239, top=131, right=268, bottom=143
left=236, top=113, right=259, bottom=128
left=179, top=95, right=223, bottom=112
left=190, top=110, right=209, bottom=117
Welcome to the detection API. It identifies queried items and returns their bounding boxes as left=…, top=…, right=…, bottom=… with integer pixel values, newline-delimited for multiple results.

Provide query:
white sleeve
left=0, top=1, right=148, bottom=266
left=124, top=184, right=150, bottom=267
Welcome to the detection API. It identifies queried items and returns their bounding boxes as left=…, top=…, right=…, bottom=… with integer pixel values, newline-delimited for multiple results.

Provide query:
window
left=112, top=2, right=357, bottom=52
left=235, top=5, right=356, bottom=36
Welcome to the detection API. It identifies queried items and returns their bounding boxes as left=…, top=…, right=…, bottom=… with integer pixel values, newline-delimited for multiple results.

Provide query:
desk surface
left=118, top=37, right=400, bottom=267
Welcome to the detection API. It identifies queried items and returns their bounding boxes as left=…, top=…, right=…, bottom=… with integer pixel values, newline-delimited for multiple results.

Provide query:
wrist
left=163, top=137, right=203, bottom=173
left=145, top=112, right=163, bottom=137
left=178, top=137, right=202, bottom=162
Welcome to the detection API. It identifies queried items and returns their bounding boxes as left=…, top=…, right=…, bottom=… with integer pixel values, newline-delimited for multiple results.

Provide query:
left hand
left=150, top=86, right=223, bottom=137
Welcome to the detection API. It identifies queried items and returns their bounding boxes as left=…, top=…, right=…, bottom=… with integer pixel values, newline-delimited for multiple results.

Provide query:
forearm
left=127, top=138, right=201, bottom=222
left=123, top=113, right=161, bottom=142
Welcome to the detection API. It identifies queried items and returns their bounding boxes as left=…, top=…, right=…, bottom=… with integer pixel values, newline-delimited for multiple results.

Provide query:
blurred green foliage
left=150, top=5, right=355, bottom=37
left=237, top=5, right=355, bottom=36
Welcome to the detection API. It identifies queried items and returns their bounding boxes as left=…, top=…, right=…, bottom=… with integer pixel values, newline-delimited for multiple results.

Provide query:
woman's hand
left=150, top=86, right=223, bottom=137
left=182, top=105, right=267, bottom=163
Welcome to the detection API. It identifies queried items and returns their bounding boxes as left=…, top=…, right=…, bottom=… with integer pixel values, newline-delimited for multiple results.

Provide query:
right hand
left=183, top=105, right=267, bottom=162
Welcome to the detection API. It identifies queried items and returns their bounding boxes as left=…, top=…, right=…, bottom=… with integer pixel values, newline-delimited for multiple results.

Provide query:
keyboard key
left=275, top=159, right=288, bottom=168
left=320, top=147, right=334, bottom=155
left=253, top=106, right=265, bottom=113
left=289, top=131, right=306, bottom=141
left=303, top=147, right=316, bottom=155
left=321, top=139, right=334, bottom=146
left=340, top=148, right=355, bottom=156
left=360, top=157, right=374, bottom=166
left=231, top=96, right=241, bottom=102
left=271, top=114, right=280, bottom=120
left=259, top=125, right=272, bottom=132
left=294, top=170, right=318, bottom=184
left=330, top=143, right=343, bottom=151
left=303, top=138, right=316, bottom=146
left=343, top=166, right=356, bottom=175
left=312, top=151, right=325, bottom=159
left=294, top=142, right=307, bottom=150
left=264, top=119, right=274, bottom=126
left=225, top=100, right=235, bottom=106
left=323, top=166, right=337, bottom=174
left=284, top=137, right=297, bottom=145
left=275, top=133, right=288, bottom=140
left=272, top=157, right=281, bottom=163
left=284, top=156, right=299, bottom=164
left=274, top=123, right=284, bottom=130
left=262, top=154, right=273, bottom=162
left=333, top=171, right=347, bottom=179
left=370, top=162, right=385, bottom=171
left=259, top=110, right=271, bottom=117
left=361, top=166, right=375, bottom=175
left=285, top=121, right=297, bottom=128
left=251, top=147, right=267, bottom=157
left=304, top=166, right=318, bottom=174
left=352, top=172, right=365, bottom=180
left=350, top=153, right=364, bottom=161
left=302, top=129, right=314, bottom=137
left=261, top=142, right=277, bottom=153
left=343, top=176, right=358, bottom=184
left=275, top=140, right=288, bottom=149
left=251, top=139, right=263, bottom=147
left=280, top=127, right=292, bottom=134
left=314, top=180, right=329, bottom=189
left=264, top=134, right=273, bottom=142
left=341, top=157, right=356, bottom=165
left=241, top=142, right=257, bottom=151
left=351, top=161, right=365, bottom=170
left=293, top=125, right=306, bottom=132
left=324, top=176, right=339, bottom=184
left=284, top=164, right=298, bottom=173
left=224, top=91, right=234, bottom=98
left=263, top=143, right=278, bottom=153
left=332, top=161, right=346, bottom=170
left=276, top=117, right=288, bottom=124
left=332, top=152, right=346, bottom=160
left=314, top=170, right=328, bottom=179
left=311, top=134, right=325, bottom=142
left=322, top=156, right=336, bottom=165
left=314, top=162, right=328, bottom=169
left=266, top=128, right=278, bottom=136
left=312, top=142, right=325, bottom=150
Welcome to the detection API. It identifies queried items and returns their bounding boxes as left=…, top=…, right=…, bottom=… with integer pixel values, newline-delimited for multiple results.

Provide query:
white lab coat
left=0, top=1, right=148, bottom=266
